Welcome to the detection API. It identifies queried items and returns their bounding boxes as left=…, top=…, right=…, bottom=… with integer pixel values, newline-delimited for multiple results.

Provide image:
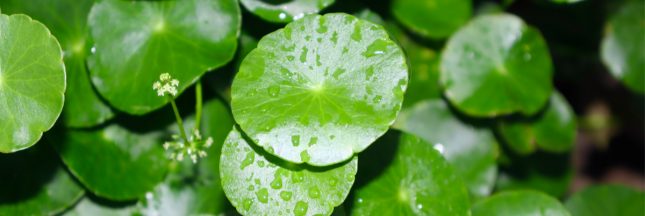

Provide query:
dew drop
left=417, top=204, right=423, bottom=209
left=329, top=178, right=338, bottom=186
left=291, top=135, right=300, bottom=147
left=331, top=31, right=338, bottom=44
left=287, top=55, right=295, bottom=61
left=346, top=173, right=355, bottom=182
left=434, top=143, right=445, bottom=154
left=267, top=147, right=275, bottom=153
left=268, top=86, right=280, bottom=97
left=90, top=46, right=96, bottom=54
left=294, top=201, right=309, bottom=216
left=300, top=47, right=308, bottom=63
left=308, top=137, right=318, bottom=146
left=308, top=187, right=321, bottom=198
left=270, top=175, right=283, bottom=189
left=351, top=22, right=362, bottom=42
left=248, top=185, right=255, bottom=191
left=332, top=68, right=345, bottom=79
left=257, top=160, right=265, bottom=167
left=280, top=191, right=293, bottom=201
left=300, top=151, right=311, bottom=162
left=240, top=151, right=255, bottom=169
left=243, top=198, right=253, bottom=210
left=256, top=188, right=269, bottom=203
left=357, top=198, right=364, bottom=203
left=362, top=39, right=388, bottom=58
left=279, top=13, right=287, bottom=20
left=292, top=172, right=305, bottom=183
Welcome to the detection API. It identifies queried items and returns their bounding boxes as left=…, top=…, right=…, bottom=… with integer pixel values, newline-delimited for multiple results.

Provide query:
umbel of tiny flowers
left=153, top=73, right=212, bottom=164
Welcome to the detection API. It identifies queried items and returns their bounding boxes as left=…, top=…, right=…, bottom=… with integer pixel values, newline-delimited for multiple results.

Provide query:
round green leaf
left=240, top=0, right=335, bottom=23
left=496, top=151, right=572, bottom=198
left=391, top=0, right=471, bottom=39
left=220, top=127, right=357, bottom=216
left=472, top=190, right=570, bottom=216
left=441, top=13, right=553, bottom=117
left=139, top=98, right=235, bottom=215
left=601, top=1, right=644, bottom=93
left=351, top=131, right=471, bottom=215
left=0, top=142, right=83, bottom=215
left=565, top=185, right=645, bottom=216
left=87, top=0, right=240, bottom=114
left=63, top=197, right=138, bottom=216
left=0, top=14, right=66, bottom=153
left=394, top=99, right=498, bottom=199
left=2, top=0, right=115, bottom=127
left=498, top=92, right=577, bottom=154
left=231, top=13, right=408, bottom=166
left=54, top=124, right=168, bottom=200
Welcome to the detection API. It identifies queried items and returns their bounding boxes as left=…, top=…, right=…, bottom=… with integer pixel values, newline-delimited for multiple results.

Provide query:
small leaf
left=498, top=92, right=577, bottom=154
left=441, top=13, right=553, bottom=117
left=87, top=0, right=240, bottom=114
left=394, top=99, right=498, bottom=199
left=472, top=190, right=570, bottom=216
left=565, top=185, right=645, bottom=216
left=240, top=0, right=335, bottom=23
left=220, top=127, right=357, bottom=216
left=0, top=14, right=66, bottom=153
left=232, top=13, right=408, bottom=166
left=54, top=124, right=168, bottom=201
left=0, top=141, right=84, bottom=215
left=351, top=131, right=471, bottom=215
left=391, top=0, right=472, bottom=39
left=2, top=0, right=115, bottom=127
left=601, top=0, right=644, bottom=93
left=139, top=98, right=235, bottom=215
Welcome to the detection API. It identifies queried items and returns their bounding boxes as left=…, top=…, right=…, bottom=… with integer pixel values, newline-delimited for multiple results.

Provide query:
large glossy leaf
left=139, top=98, right=235, bottom=215
left=394, top=99, right=498, bottom=199
left=351, top=130, right=471, bottom=215
left=441, top=14, right=553, bottom=117
left=496, top=151, right=572, bottom=198
left=0, top=141, right=83, bottom=215
left=0, top=14, right=66, bottom=153
left=87, top=0, right=240, bottom=114
left=2, top=0, right=114, bottom=128
left=391, top=0, right=471, bottom=39
left=231, top=13, right=408, bottom=166
left=240, top=0, right=335, bottom=23
left=220, top=127, right=357, bottom=216
left=472, top=190, right=570, bottom=216
left=601, top=1, right=644, bottom=93
left=498, top=92, right=577, bottom=154
left=565, top=185, right=645, bottom=216
left=54, top=124, right=168, bottom=201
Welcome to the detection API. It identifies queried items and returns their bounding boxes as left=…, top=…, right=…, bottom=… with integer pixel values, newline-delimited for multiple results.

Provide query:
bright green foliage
left=87, top=0, right=240, bottom=114
left=441, top=14, right=553, bottom=117
left=140, top=99, right=235, bottom=215
left=565, top=185, right=645, bottom=216
left=240, top=0, right=335, bottom=23
left=498, top=92, right=577, bottom=154
left=232, top=13, right=408, bottom=166
left=54, top=124, right=168, bottom=201
left=391, top=0, right=471, bottom=39
left=0, top=143, right=83, bottom=215
left=351, top=131, right=471, bottom=215
left=1, top=0, right=115, bottom=128
left=601, top=1, right=644, bottom=93
left=472, top=190, right=570, bottom=216
left=0, top=14, right=66, bottom=153
left=220, top=127, right=357, bottom=216
left=394, top=99, right=498, bottom=199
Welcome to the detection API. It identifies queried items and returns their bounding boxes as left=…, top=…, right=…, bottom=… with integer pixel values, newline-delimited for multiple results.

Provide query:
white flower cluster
left=163, top=129, right=214, bottom=163
left=153, top=73, right=179, bottom=97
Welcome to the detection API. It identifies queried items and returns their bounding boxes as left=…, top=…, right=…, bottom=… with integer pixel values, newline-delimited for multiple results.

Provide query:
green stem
left=194, top=80, right=203, bottom=132
left=169, top=97, right=189, bottom=143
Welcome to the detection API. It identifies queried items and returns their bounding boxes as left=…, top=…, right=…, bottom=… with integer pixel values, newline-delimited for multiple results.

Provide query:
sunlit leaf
left=232, top=13, right=408, bottom=166
left=0, top=14, right=66, bottom=153
left=220, top=127, right=357, bottom=216
left=391, top=0, right=471, bottom=39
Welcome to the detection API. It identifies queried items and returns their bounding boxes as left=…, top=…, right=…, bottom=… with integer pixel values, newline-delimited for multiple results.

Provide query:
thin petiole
left=194, top=80, right=203, bottom=132
left=169, top=96, right=189, bottom=144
